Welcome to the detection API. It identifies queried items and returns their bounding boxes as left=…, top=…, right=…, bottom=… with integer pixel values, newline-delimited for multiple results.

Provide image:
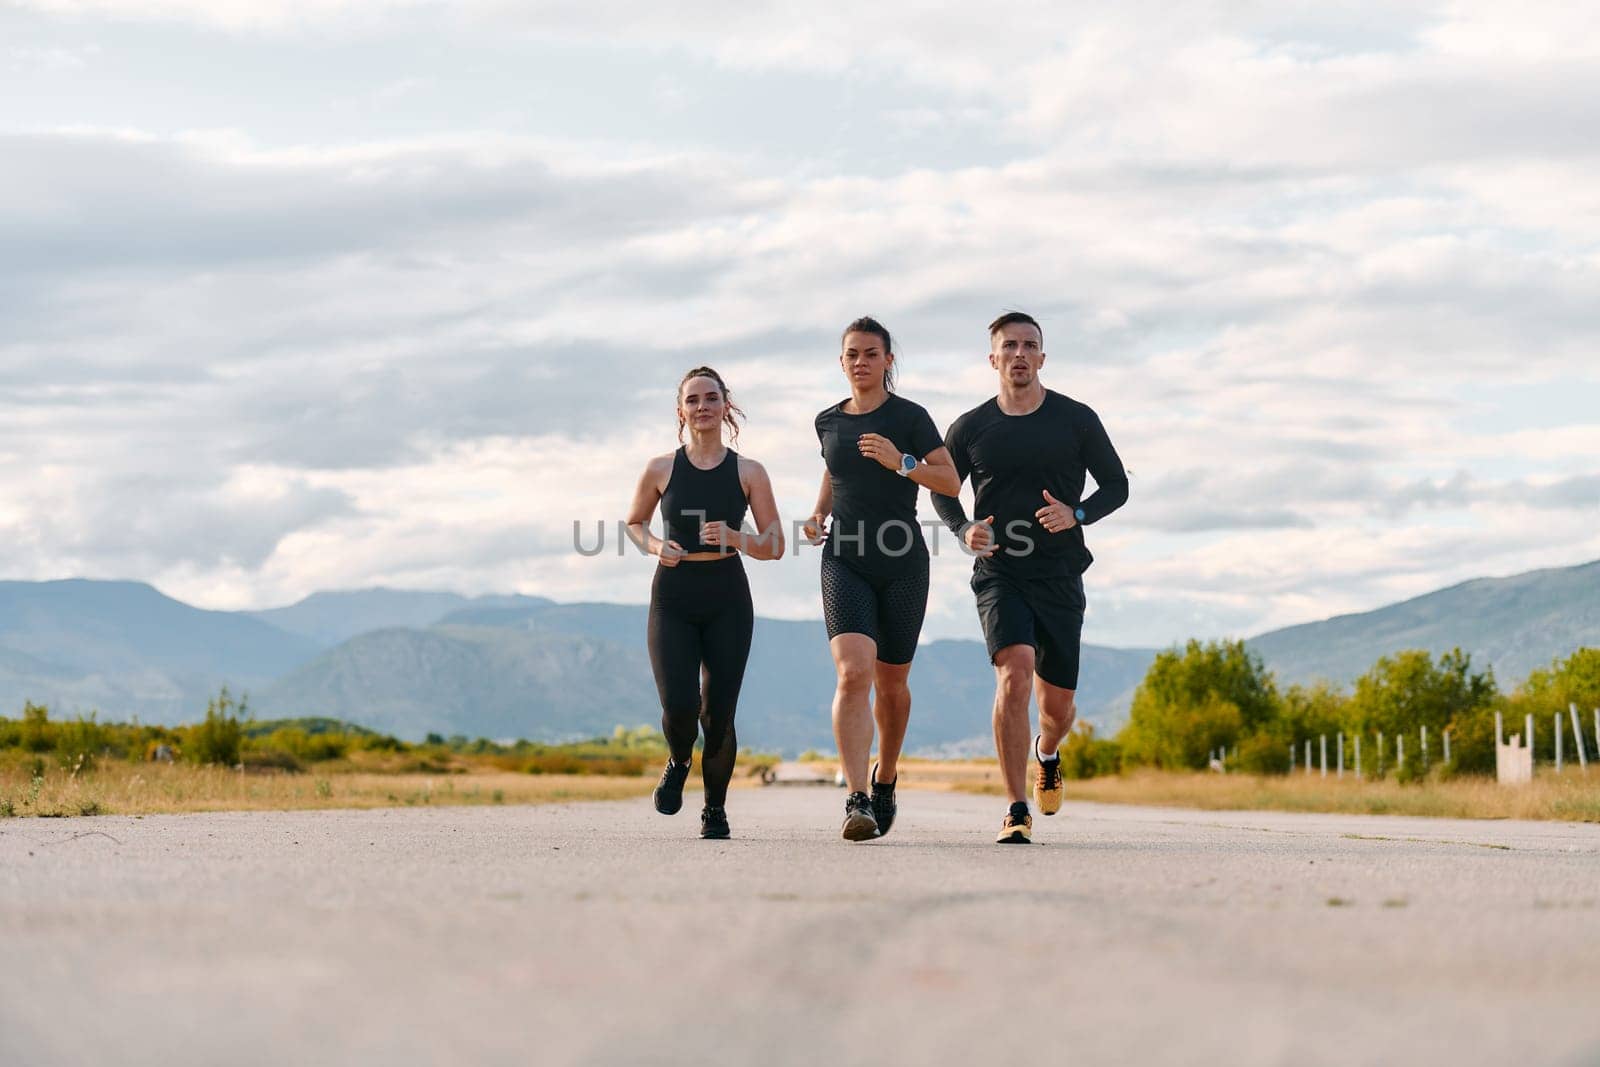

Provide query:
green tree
left=1347, top=648, right=1495, bottom=738
left=1119, top=640, right=1276, bottom=769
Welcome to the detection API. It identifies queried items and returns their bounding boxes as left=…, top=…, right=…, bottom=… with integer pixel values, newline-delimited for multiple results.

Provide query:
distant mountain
left=256, top=598, right=1156, bottom=752
left=8, top=557, right=1597, bottom=748
left=0, top=579, right=318, bottom=719
left=259, top=625, right=656, bottom=742
left=247, top=589, right=553, bottom=647
left=1247, top=559, right=1600, bottom=689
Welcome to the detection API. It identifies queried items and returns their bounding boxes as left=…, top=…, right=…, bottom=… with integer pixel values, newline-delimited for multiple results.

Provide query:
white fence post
left=1355, top=734, right=1362, bottom=781
left=1397, top=733, right=1405, bottom=772
left=1320, top=734, right=1327, bottom=778
left=1526, top=714, right=1535, bottom=763
left=1305, top=739, right=1312, bottom=776
left=1337, top=733, right=1344, bottom=778
left=1443, top=727, right=1451, bottom=766
left=1377, top=731, right=1384, bottom=776
left=1421, top=725, right=1429, bottom=770
left=1570, top=704, right=1589, bottom=773
left=1555, top=713, right=1563, bottom=773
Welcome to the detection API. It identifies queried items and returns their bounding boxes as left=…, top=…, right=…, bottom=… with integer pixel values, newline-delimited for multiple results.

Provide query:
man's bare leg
left=1035, top=675, right=1077, bottom=756
left=992, top=644, right=1036, bottom=805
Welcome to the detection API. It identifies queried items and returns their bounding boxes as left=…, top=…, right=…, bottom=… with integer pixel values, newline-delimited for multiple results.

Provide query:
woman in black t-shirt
left=802, top=317, right=959, bottom=842
left=625, top=366, right=784, bottom=840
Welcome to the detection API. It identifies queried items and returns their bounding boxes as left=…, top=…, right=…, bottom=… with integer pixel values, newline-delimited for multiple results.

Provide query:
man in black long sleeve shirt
left=930, top=312, right=1128, bottom=843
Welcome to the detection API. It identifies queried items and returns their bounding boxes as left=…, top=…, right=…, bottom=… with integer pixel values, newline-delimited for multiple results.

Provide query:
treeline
left=0, top=689, right=672, bottom=777
left=1064, top=644, right=1600, bottom=781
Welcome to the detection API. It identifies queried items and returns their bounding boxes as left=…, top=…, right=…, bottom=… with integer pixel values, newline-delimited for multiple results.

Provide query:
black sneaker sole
left=700, top=826, right=730, bottom=840
left=842, top=811, right=879, bottom=841
left=653, top=790, right=683, bottom=816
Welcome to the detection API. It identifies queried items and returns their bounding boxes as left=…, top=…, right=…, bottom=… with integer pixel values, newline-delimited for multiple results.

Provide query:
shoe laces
left=1037, top=757, right=1061, bottom=789
left=846, top=791, right=872, bottom=814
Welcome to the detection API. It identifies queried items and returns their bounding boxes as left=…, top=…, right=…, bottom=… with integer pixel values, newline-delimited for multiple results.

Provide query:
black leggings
left=646, top=556, right=753, bottom=808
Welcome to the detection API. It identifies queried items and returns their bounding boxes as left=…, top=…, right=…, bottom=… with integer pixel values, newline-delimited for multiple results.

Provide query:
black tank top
left=660, top=447, right=748, bottom=553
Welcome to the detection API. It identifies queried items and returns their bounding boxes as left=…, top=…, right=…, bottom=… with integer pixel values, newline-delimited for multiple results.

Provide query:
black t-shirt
left=931, top=389, right=1128, bottom=578
left=815, top=393, right=944, bottom=577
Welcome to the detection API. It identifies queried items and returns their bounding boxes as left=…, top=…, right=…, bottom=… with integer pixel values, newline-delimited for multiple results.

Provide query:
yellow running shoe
left=1033, top=735, right=1063, bottom=816
left=996, top=802, right=1032, bottom=844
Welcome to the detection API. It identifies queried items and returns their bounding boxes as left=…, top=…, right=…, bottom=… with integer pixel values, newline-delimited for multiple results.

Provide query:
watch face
left=1074, top=508, right=1087, bottom=521
left=901, top=454, right=917, bottom=473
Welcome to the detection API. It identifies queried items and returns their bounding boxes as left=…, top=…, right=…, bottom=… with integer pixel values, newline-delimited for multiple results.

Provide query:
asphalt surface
left=3, top=788, right=1599, bottom=1067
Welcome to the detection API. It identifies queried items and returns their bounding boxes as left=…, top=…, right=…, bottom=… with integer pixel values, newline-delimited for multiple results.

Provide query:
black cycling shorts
left=972, top=569, right=1085, bottom=690
left=820, top=553, right=929, bottom=665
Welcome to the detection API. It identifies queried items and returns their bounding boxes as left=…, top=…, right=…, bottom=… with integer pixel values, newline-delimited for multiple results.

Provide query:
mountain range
left=1, top=557, right=1596, bottom=752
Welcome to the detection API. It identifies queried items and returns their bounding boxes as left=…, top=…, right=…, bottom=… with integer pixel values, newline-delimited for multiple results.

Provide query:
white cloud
left=2, top=3, right=1597, bottom=648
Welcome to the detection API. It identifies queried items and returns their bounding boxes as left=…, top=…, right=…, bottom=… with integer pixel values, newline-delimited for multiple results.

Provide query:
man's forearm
left=930, top=490, right=969, bottom=534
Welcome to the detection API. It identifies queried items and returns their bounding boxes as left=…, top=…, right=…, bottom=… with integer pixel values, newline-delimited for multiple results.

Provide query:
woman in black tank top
left=624, top=366, right=784, bottom=839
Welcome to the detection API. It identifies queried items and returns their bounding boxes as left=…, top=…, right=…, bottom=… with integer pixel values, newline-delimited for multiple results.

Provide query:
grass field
left=5, top=755, right=1599, bottom=822
left=903, top=761, right=1600, bottom=822
left=0, top=759, right=657, bottom=818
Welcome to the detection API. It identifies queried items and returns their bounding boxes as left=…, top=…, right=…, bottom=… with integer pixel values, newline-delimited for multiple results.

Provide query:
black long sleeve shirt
left=930, top=389, right=1128, bottom=577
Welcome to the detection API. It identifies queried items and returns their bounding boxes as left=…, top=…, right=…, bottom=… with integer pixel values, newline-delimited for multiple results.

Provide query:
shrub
left=187, top=689, right=244, bottom=766
left=1442, top=705, right=1498, bottom=778
left=57, top=714, right=104, bottom=772
left=22, top=703, right=53, bottom=753
left=1060, top=723, right=1121, bottom=780
left=1235, top=732, right=1292, bottom=775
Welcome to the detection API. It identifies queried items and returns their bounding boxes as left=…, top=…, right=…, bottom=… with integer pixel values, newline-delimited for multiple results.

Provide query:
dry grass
left=0, top=761, right=657, bottom=818
left=927, top=763, right=1600, bottom=822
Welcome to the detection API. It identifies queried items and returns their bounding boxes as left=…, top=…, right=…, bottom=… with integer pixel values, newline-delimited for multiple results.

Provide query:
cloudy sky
left=3, top=1, right=1598, bottom=649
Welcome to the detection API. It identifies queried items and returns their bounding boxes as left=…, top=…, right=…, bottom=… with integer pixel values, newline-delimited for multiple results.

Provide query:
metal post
left=1355, top=734, right=1362, bottom=781
left=1337, top=733, right=1344, bottom=778
left=1320, top=734, right=1327, bottom=778
left=1305, top=739, right=1312, bottom=776
left=1571, top=704, right=1589, bottom=772
left=1421, top=725, right=1428, bottom=770
left=1397, top=733, right=1405, bottom=772
left=1496, top=710, right=1503, bottom=748
left=1555, top=713, right=1563, bottom=773
left=1526, top=714, right=1535, bottom=763
left=1289, top=742, right=1295, bottom=773
left=1443, top=727, right=1451, bottom=766
left=1377, top=731, right=1384, bottom=776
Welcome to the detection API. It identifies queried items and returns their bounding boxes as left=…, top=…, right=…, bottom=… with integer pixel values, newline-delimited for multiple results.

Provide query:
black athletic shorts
left=820, top=553, right=929, bottom=665
left=972, top=569, right=1085, bottom=690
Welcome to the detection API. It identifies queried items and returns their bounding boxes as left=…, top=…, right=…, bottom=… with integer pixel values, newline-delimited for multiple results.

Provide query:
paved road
left=3, top=789, right=1599, bottom=1067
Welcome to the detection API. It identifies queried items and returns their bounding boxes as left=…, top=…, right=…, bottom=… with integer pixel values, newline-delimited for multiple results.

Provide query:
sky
left=3, top=1, right=1598, bottom=649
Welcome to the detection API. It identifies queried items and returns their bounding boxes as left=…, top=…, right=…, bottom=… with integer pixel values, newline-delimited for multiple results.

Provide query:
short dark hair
left=988, top=311, right=1042, bottom=348
left=841, top=316, right=896, bottom=393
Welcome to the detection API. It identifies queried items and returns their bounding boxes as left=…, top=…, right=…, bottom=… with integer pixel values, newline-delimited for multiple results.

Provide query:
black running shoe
left=700, top=805, right=730, bottom=839
left=996, top=801, right=1033, bottom=844
left=653, top=759, right=691, bottom=815
left=841, top=790, right=878, bottom=841
left=870, top=761, right=897, bottom=838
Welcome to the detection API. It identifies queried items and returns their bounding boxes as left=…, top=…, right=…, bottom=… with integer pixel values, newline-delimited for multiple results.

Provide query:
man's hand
left=1035, top=490, right=1078, bottom=534
left=857, top=433, right=902, bottom=472
left=657, top=539, right=685, bottom=567
left=801, top=514, right=827, bottom=546
left=963, top=514, right=997, bottom=557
